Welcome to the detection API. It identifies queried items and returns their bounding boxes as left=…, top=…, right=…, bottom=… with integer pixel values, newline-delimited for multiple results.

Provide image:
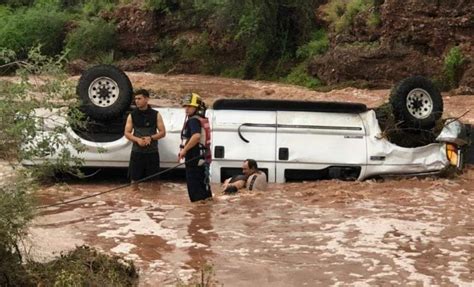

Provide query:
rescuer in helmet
left=178, top=93, right=212, bottom=202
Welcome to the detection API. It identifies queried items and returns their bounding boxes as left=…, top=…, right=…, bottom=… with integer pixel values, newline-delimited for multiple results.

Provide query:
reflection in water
left=186, top=204, right=218, bottom=270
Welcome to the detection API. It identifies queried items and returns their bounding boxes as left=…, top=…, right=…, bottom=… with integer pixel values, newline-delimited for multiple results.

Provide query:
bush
left=0, top=0, right=35, bottom=8
left=65, top=18, right=117, bottom=60
left=0, top=179, right=34, bottom=257
left=366, top=11, right=381, bottom=28
left=442, top=46, right=465, bottom=90
left=324, top=0, right=374, bottom=33
left=0, top=175, right=35, bottom=286
left=284, top=62, right=322, bottom=89
left=216, top=0, right=320, bottom=79
left=33, top=0, right=62, bottom=10
left=0, top=5, right=12, bottom=19
left=82, top=0, right=118, bottom=16
left=0, top=47, right=86, bottom=179
left=0, top=7, right=67, bottom=58
left=0, top=48, right=138, bottom=286
left=296, top=29, right=329, bottom=60
left=150, top=37, right=178, bottom=73
left=27, top=246, right=138, bottom=286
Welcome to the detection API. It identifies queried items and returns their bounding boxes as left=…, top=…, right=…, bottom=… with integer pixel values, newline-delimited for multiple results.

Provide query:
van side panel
left=156, top=108, right=187, bottom=167
left=275, top=111, right=367, bottom=183
left=210, top=110, right=276, bottom=183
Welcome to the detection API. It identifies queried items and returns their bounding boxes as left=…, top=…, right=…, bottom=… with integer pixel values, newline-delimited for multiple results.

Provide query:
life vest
left=181, top=115, right=212, bottom=165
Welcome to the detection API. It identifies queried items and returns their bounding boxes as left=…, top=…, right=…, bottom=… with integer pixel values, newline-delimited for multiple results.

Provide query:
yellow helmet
left=182, top=93, right=202, bottom=108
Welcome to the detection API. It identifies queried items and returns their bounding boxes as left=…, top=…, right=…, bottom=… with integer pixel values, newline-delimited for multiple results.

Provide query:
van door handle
left=238, top=123, right=277, bottom=143
left=279, top=147, right=289, bottom=160
left=370, top=156, right=386, bottom=161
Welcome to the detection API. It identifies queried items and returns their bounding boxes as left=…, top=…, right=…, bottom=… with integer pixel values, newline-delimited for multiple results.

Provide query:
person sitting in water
left=222, top=159, right=267, bottom=193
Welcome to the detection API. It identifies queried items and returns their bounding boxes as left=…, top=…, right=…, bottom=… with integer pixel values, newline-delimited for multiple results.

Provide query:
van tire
left=77, top=65, right=133, bottom=120
left=390, top=76, right=443, bottom=129
left=72, top=111, right=130, bottom=143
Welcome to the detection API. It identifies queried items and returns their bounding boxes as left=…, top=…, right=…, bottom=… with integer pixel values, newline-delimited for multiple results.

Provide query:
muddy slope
left=74, top=0, right=474, bottom=91
left=311, top=0, right=473, bottom=90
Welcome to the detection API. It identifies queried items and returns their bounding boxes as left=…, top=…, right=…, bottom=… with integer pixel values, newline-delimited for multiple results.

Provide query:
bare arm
left=182, top=133, right=200, bottom=153
left=124, top=114, right=145, bottom=146
left=151, top=113, right=166, bottom=140
left=178, top=133, right=200, bottom=161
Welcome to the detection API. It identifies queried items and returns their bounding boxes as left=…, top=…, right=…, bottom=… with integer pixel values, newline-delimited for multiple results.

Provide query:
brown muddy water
left=29, top=168, right=473, bottom=286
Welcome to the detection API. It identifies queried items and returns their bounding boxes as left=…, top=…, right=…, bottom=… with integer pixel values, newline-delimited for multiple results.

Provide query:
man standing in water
left=178, top=93, right=213, bottom=202
left=124, top=89, right=166, bottom=191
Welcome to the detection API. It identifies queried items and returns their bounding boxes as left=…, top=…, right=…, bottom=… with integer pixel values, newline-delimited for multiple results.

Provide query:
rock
left=263, top=89, right=275, bottom=95
left=453, top=86, right=474, bottom=95
left=67, top=59, right=89, bottom=75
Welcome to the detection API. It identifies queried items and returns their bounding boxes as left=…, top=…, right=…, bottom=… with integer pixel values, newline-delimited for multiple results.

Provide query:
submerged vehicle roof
left=212, top=99, right=367, bottom=114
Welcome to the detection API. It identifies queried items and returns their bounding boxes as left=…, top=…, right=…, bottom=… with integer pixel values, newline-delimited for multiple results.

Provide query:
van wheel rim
left=88, top=77, right=120, bottom=107
left=406, top=88, right=433, bottom=119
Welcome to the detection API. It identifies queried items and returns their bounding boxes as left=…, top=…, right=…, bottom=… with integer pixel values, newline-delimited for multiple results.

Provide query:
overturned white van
left=23, top=65, right=471, bottom=183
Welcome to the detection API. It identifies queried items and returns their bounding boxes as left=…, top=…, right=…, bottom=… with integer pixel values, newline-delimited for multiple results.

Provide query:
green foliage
left=96, top=50, right=116, bottom=65
left=0, top=5, right=12, bottom=18
left=0, top=0, right=35, bottom=8
left=0, top=6, right=67, bottom=58
left=0, top=46, right=86, bottom=180
left=180, top=32, right=218, bottom=73
left=65, top=18, right=117, bottom=60
left=145, top=0, right=179, bottom=12
left=33, top=0, right=62, bottom=10
left=296, top=29, right=329, bottom=60
left=151, top=37, right=179, bottom=73
left=324, top=0, right=374, bottom=33
left=442, top=46, right=465, bottom=90
left=0, top=49, right=136, bottom=286
left=152, top=32, right=226, bottom=75
left=0, top=176, right=35, bottom=286
left=284, top=62, right=322, bottom=89
left=27, top=245, right=138, bottom=286
left=82, top=0, right=118, bottom=16
left=366, top=11, right=381, bottom=28
left=0, top=178, right=35, bottom=255
left=217, top=0, right=320, bottom=79
left=220, top=66, right=245, bottom=79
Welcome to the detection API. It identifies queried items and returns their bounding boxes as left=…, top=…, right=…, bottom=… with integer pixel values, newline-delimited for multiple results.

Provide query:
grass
left=324, top=0, right=375, bottom=33
left=442, top=46, right=465, bottom=90
left=27, top=245, right=139, bottom=287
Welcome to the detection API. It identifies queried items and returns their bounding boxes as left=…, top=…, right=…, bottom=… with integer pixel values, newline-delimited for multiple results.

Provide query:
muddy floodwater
left=28, top=167, right=473, bottom=286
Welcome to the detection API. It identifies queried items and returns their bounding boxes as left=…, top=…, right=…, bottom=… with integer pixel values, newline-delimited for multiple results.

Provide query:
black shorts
left=128, top=151, right=160, bottom=181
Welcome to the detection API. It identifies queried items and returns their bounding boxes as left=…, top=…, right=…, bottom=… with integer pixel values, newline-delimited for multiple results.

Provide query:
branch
left=0, top=61, right=28, bottom=69
left=443, top=110, right=470, bottom=126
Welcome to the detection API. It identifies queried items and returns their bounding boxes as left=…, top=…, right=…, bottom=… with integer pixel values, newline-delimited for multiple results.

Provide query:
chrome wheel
left=406, top=88, right=433, bottom=119
left=88, top=77, right=119, bottom=107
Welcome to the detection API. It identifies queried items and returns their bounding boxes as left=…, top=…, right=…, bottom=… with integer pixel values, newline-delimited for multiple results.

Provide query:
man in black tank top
left=124, top=89, right=166, bottom=191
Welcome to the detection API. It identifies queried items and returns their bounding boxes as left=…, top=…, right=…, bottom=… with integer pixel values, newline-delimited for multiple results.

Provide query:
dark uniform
left=128, top=106, right=160, bottom=181
left=181, top=116, right=212, bottom=202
